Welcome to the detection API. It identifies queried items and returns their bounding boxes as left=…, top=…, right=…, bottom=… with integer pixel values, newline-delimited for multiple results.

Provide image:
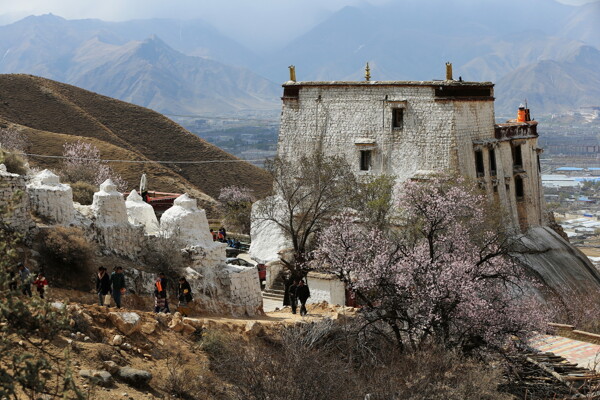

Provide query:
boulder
left=112, top=335, right=124, bottom=346
left=168, top=313, right=184, bottom=332
left=108, top=312, right=141, bottom=336
left=155, top=313, right=172, bottom=327
left=181, top=323, right=196, bottom=335
left=79, top=369, right=114, bottom=387
left=141, top=320, right=158, bottom=335
left=117, top=367, right=152, bottom=387
left=102, top=361, right=119, bottom=375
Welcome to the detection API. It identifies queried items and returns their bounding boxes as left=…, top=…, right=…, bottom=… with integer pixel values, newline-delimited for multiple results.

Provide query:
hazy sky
left=0, top=0, right=596, bottom=50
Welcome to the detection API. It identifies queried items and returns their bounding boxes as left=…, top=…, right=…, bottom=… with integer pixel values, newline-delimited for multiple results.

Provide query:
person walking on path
left=33, top=273, right=48, bottom=299
left=8, top=269, right=18, bottom=291
left=154, top=272, right=170, bottom=313
left=288, top=279, right=299, bottom=314
left=177, top=277, right=193, bottom=316
left=18, top=263, right=32, bottom=297
left=96, top=267, right=111, bottom=306
left=111, top=266, right=126, bottom=309
left=296, top=279, right=311, bottom=316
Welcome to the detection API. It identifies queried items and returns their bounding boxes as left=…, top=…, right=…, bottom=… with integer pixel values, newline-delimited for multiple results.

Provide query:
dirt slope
left=0, top=74, right=272, bottom=199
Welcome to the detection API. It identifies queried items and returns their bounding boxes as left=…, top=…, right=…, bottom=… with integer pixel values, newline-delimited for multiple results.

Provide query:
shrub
left=70, top=181, right=97, bottom=205
left=206, top=320, right=511, bottom=400
left=41, top=226, right=96, bottom=272
left=0, top=150, right=28, bottom=175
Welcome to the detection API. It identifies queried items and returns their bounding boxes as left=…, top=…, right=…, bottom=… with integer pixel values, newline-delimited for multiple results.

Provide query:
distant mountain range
left=0, top=1, right=598, bottom=115
left=0, top=15, right=279, bottom=115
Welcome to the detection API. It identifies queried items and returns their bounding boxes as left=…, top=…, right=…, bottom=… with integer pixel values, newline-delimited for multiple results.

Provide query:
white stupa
left=125, top=189, right=159, bottom=235
left=91, top=179, right=128, bottom=226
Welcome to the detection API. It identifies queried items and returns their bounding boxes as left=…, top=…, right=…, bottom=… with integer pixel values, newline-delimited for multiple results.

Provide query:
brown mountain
left=0, top=74, right=272, bottom=204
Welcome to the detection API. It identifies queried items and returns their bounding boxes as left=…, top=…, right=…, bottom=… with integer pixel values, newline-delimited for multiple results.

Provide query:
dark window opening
left=493, top=185, right=498, bottom=193
left=489, top=148, right=497, bottom=176
left=537, top=154, right=541, bottom=173
left=283, top=86, right=299, bottom=98
left=475, top=150, right=485, bottom=177
left=515, top=176, right=524, bottom=201
left=505, top=184, right=510, bottom=194
left=392, top=108, right=404, bottom=129
left=360, top=150, right=372, bottom=171
left=512, top=144, right=523, bottom=170
left=434, top=85, right=492, bottom=98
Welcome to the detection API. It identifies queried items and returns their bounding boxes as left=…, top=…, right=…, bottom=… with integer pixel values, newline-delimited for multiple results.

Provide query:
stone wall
left=27, top=170, right=75, bottom=225
left=191, top=264, right=263, bottom=317
left=0, top=165, right=34, bottom=234
left=306, top=272, right=346, bottom=306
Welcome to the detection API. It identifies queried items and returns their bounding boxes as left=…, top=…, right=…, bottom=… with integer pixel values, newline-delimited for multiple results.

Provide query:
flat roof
left=282, top=80, right=493, bottom=87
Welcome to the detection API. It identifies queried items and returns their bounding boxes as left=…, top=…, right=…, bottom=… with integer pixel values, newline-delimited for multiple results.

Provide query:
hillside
left=0, top=74, right=272, bottom=200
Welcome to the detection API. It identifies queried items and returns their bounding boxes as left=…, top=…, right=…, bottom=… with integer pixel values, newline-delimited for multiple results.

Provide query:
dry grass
left=0, top=74, right=272, bottom=202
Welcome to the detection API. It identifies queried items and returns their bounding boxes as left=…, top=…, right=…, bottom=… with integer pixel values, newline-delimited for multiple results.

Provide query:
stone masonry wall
left=306, top=272, right=346, bottom=306
left=27, top=170, right=75, bottom=225
left=277, top=83, right=543, bottom=232
left=0, top=165, right=34, bottom=235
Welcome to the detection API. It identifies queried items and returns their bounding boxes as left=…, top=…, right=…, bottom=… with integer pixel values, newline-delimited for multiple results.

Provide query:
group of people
left=288, top=279, right=311, bottom=316
left=210, top=227, right=227, bottom=242
left=96, top=267, right=194, bottom=315
left=153, top=272, right=194, bottom=316
left=95, top=266, right=126, bottom=308
left=8, top=263, right=48, bottom=298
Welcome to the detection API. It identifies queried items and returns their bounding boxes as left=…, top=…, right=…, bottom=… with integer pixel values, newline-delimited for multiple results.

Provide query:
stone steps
left=262, top=291, right=284, bottom=302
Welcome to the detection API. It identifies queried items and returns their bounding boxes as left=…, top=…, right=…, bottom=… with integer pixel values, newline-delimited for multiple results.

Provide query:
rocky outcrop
left=516, top=227, right=600, bottom=295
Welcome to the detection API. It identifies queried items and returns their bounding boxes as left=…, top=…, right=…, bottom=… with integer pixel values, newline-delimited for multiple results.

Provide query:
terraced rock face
left=516, top=227, right=600, bottom=296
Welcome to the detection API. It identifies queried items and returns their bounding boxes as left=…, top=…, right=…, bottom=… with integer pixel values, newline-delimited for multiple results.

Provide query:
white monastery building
left=277, top=65, right=542, bottom=232
left=251, top=64, right=600, bottom=304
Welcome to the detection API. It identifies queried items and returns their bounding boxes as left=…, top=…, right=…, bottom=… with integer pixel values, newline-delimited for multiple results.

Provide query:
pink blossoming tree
left=313, top=177, right=546, bottom=351
left=218, top=185, right=255, bottom=234
left=61, top=140, right=127, bottom=191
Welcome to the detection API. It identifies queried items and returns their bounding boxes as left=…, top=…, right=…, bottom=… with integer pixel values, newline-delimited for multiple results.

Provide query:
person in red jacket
left=33, top=273, right=48, bottom=299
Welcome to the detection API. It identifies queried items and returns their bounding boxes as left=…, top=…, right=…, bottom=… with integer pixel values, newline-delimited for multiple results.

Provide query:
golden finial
left=288, top=65, right=296, bottom=82
left=445, top=62, right=453, bottom=81
left=365, top=62, right=371, bottom=81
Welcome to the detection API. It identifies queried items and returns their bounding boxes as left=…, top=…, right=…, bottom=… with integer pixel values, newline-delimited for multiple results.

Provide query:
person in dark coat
left=288, top=279, right=299, bottom=314
left=177, top=277, right=193, bottom=316
left=296, top=279, right=311, bottom=316
left=177, top=277, right=193, bottom=305
left=18, top=263, right=32, bottom=297
left=111, top=266, right=126, bottom=309
left=8, top=269, right=18, bottom=291
left=96, top=267, right=111, bottom=306
left=154, top=272, right=170, bottom=313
